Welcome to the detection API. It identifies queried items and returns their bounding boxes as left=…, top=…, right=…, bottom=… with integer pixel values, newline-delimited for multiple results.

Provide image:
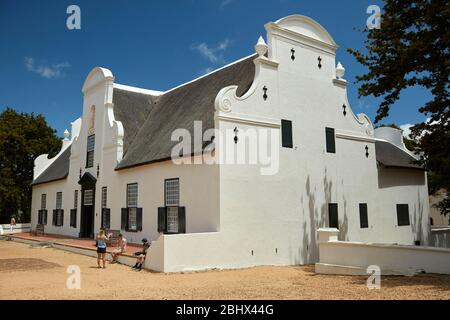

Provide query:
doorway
left=78, top=172, right=97, bottom=239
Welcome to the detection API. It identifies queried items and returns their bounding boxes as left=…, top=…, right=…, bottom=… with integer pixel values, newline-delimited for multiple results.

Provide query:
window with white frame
left=126, top=184, right=138, bottom=231
left=56, top=192, right=62, bottom=209
left=127, top=183, right=138, bottom=208
left=102, top=187, right=107, bottom=208
left=41, top=194, right=46, bottom=210
left=74, top=190, right=78, bottom=209
left=86, top=135, right=95, bottom=168
left=84, top=189, right=94, bottom=206
left=166, top=207, right=179, bottom=233
left=165, top=179, right=179, bottom=207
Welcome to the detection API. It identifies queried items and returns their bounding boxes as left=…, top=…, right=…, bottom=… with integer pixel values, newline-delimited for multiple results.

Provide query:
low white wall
left=145, top=231, right=287, bottom=273
left=0, top=223, right=31, bottom=234
left=316, top=228, right=450, bottom=275
left=430, top=227, right=450, bottom=248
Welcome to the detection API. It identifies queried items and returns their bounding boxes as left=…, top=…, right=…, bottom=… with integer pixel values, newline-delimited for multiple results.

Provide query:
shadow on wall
left=378, top=167, right=425, bottom=189
left=411, top=190, right=429, bottom=245
left=301, top=169, right=332, bottom=264
left=339, top=194, right=349, bottom=241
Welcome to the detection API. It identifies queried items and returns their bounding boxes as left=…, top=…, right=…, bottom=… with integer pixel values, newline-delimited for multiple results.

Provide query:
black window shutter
left=359, top=204, right=368, bottom=228
left=101, top=208, right=105, bottom=229
left=70, top=209, right=77, bottom=228
left=158, top=207, right=166, bottom=233
left=38, top=210, right=42, bottom=224
left=178, top=207, right=186, bottom=234
left=60, top=210, right=64, bottom=227
left=328, top=203, right=338, bottom=228
left=105, top=209, right=111, bottom=230
left=136, top=208, right=143, bottom=231
left=43, top=210, right=47, bottom=225
left=397, top=204, right=410, bottom=226
left=121, top=208, right=128, bottom=230
left=281, top=119, right=293, bottom=148
left=52, top=210, right=57, bottom=226
left=325, top=127, right=336, bottom=153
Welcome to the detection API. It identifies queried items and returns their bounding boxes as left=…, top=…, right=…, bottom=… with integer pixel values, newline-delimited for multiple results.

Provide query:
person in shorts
left=95, top=229, right=108, bottom=269
left=132, top=238, right=150, bottom=271
left=110, top=233, right=127, bottom=263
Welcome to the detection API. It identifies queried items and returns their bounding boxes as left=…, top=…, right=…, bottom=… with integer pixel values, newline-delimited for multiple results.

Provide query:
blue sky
left=0, top=0, right=431, bottom=137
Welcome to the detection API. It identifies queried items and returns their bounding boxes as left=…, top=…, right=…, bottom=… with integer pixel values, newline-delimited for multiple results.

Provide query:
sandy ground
left=0, top=240, right=449, bottom=300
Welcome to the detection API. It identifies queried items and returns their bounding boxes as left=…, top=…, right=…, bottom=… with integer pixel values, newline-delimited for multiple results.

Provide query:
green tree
left=0, top=108, right=61, bottom=223
left=348, top=0, right=449, bottom=215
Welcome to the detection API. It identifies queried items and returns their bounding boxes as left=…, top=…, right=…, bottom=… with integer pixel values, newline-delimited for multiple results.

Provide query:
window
left=70, top=209, right=77, bottom=228
left=328, top=203, right=338, bottom=228
left=102, top=187, right=107, bottom=208
left=359, top=204, right=369, bottom=229
left=86, top=135, right=95, bottom=168
left=121, top=184, right=141, bottom=232
left=325, top=127, right=336, bottom=153
left=158, top=179, right=185, bottom=234
left=128, top=208, right=137, bottom=231
left=74, top=190, right=78, bottom=209
left=127, top=183, right=138, bottom=208
left=101, top=187, right=110, bottom=229
left=56, top=192, right=62, bottom=209
left=53, top=192, right=63, bottom=227
left=166, top=207, right=179, bottom=233
left=84, top=190, right=94, bottom=206
left=397, top=204, right=410, bottom=226
left=41, top=194, right=46, bottom=210
left=70, top=191, right=78, bottom=228
left=281, top=119, right=293, bottom=148
left=38, top=194, right=47, bottom=225
left=158, top=207, right=186, bottom=234
left=165, top=179, right=179, bottom=206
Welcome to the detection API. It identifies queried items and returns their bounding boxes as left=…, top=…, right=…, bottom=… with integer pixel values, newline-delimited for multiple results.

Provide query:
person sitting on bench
left=132, top=238, right=150, bottom=271
left=110, top=233, right=127, bottom=263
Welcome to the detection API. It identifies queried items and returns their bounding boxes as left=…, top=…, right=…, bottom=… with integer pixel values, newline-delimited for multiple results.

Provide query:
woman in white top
left=8, top=217, right=16, bottom=240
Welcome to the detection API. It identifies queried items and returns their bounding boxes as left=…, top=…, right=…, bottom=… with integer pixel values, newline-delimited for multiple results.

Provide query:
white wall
left=0, top=223, right=31, bottom=234
left=316, top=229, right=450, bottom=275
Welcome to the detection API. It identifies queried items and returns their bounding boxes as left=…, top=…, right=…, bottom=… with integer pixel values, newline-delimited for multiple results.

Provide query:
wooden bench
left=106, top=229, right=120, bottom=246
left=34, top=224, right=45, bottom=236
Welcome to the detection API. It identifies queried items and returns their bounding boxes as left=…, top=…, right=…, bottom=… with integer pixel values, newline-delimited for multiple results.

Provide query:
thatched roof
left=375, top=140, right=423, bottom=170
left=115, top=54, right=256, bottom=169
left=32, top=146, right=72, bottom=185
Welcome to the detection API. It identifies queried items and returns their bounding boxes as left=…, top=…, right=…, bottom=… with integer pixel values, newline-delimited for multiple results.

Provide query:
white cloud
left=220, top=0, right=233, bottom=8
left=201, top=67, right=214, bottom=75
left=400, top=123, right=413, bottom=138
left=24, top=57, right=71, bottom=79
left=191, top=39, right=230, bottom=64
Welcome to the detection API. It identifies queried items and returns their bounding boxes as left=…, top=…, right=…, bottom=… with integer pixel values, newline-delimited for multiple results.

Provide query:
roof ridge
left=113, top=83, right=165, bottom=96
left=162, top=53, right=255, bottom=95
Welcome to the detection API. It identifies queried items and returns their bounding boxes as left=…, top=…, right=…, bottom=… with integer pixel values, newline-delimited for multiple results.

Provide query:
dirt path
left=0, top=240, right=449, bottom=300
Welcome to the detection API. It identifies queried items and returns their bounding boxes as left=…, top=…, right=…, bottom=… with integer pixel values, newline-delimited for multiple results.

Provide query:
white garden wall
left=315, top=228, right=450, bottom=275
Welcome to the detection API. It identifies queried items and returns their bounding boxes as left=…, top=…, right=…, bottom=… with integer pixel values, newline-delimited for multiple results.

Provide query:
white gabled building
left=31, top=15, right=431, bottom=272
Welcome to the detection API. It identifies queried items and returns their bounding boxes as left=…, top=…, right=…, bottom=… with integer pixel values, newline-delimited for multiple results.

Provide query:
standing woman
left=8, top=217, right=16, bottom=240
left=95, top=230, right=108, bottom=269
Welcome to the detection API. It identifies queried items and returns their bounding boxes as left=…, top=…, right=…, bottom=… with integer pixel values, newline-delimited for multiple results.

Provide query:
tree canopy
left=0, top=108, right=61, bottom=223
left=349, top=0, right=449, bottom=215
